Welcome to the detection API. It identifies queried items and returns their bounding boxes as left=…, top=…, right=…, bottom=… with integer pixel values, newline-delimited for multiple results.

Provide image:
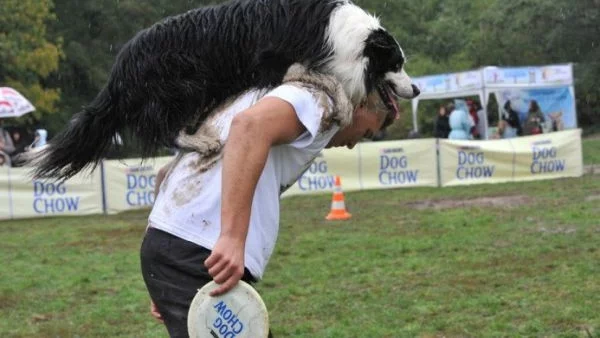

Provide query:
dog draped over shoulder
left=33, top=0, right=420, bottom=180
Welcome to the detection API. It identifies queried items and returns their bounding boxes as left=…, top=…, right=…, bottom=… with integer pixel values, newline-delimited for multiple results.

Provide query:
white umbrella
left=0, top=87, right=35, bottom=118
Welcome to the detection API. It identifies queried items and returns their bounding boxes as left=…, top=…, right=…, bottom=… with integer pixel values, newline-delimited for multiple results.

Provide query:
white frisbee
left=188, top=280, right=269, bottom=338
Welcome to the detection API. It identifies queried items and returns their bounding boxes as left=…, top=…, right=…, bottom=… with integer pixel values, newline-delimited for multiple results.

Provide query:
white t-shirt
left=148, top=85, right=340, bottom=279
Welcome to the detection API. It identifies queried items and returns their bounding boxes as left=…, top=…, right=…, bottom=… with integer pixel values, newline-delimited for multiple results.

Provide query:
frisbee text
left=212, top=301, right=245, bottom=337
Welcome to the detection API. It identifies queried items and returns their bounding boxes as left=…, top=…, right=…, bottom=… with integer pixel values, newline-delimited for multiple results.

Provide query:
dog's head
left=324, top=3, right=419, bottom=125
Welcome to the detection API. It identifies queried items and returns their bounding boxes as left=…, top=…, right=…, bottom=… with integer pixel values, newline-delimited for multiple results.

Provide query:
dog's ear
left=363, top=29, right=404, bottom=74
left=363, top=29, right=404, bottom=93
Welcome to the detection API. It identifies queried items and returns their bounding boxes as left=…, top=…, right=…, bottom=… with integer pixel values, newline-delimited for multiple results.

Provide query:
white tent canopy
left=410, top=63, right=576, bottom=138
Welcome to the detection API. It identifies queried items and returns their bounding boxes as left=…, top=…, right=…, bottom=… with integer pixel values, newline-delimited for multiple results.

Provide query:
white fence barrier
left=0, top=130, right=582, bottom=220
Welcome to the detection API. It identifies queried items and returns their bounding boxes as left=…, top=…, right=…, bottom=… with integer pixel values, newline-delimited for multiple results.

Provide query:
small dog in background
left=548, top=112, right=564, bottom=132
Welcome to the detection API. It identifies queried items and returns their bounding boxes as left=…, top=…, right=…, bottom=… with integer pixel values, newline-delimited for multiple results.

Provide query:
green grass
left=1, top=175, right=599, bottom=337
left=582, top=137, right=600, bottom=165
left=1, top=137, right=599, bottom=337
left=269, top=177, right=600, bottom=337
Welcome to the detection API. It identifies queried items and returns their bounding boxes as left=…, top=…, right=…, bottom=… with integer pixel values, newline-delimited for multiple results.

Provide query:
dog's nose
left=411, top=84, right=420, bottom=97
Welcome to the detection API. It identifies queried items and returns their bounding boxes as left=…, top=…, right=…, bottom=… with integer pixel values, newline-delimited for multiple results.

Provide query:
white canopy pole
left=411, top=99, right=420, bottom=132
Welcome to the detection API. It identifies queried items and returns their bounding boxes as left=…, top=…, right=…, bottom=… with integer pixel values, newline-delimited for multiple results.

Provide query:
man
left=140, top=68, right=398, bottom=337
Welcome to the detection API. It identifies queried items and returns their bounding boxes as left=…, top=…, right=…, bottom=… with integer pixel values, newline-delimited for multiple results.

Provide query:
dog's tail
left=30, top=87, right=120, bottom=180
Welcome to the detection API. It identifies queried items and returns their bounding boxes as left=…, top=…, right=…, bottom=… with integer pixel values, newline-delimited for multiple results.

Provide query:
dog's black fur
left=34, top=0, right=413, bottom=179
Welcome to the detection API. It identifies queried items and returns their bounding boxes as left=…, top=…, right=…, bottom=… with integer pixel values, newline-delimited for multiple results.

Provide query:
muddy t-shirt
left=148, top=85, right=339, bottom=279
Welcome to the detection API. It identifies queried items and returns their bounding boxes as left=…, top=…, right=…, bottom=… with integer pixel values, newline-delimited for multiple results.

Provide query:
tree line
left=1, top=0, right=598, bottom=142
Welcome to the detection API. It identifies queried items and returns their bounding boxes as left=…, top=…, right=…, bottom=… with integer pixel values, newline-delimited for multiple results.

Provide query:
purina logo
left=531, top=139, right=552, bottom=147
left=458, top=145, right=481, bottom=151
left=125, top=165, right=153, bottom=174
left=381, top=147, right=404, bottom=154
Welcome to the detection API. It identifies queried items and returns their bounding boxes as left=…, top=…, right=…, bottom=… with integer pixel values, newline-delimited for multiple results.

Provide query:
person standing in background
left=433, top=104, right=450, bottom=138
left=500, top=100, right=522, bottom=138
left=467, top=100, right=480, bottom=139
left=25, top=129, right=48, bottom=151
left=523, top=100, right=545, bottom=135
left=473, top=101, right=488, bottom=140
left=448, top=102, right=474, bottom=140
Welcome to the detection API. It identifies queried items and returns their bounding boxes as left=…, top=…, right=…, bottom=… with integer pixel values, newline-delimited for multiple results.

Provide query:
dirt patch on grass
left=406, top=195, right=532, bottom=210
left=537, top=226, right=577, bottom=234
left=584, top=165, right=600, bottom=175
left=60, top=225, right=145, bottom=251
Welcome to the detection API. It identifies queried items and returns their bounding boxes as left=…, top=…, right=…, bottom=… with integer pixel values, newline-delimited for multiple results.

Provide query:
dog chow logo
left=211, top=301, right=245, bottom=338
left=455, top=146, right=495, bottom=180
left=125, top=165, right=156, bottom=206
left=530, top=140, right=565, bottom=174
left=297, top=153, right=334, bottom=192
left=379, top=147, right=419, bottom=185
left=32, top=181, right=81, bottom=215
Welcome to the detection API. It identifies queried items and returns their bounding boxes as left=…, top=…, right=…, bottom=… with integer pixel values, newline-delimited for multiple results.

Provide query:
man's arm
left=204, top=97, right=306, bottom=296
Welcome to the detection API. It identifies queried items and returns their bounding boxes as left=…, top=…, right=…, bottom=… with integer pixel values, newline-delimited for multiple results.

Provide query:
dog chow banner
left=359, top=139, right=438, bottom=190
left=6, top=167, right=103, bottom=219
left=439, top=138, right=515, bottom=187
left=282, top=147, right=361, bottom=198
left=0, top=167, right=10, bottom=220
left=102, top=156, right=174, bottom=214
left=0, top=130, right=584, bottom=220
left=439, top=129, right=582, bottom=186
left=511, top=129, right=582, bottom=181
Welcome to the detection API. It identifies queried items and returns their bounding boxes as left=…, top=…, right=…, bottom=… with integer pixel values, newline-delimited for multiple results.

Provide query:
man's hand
left=150, top=300, right=164, bottom=323
left=204, top=236, right=246, bottom=296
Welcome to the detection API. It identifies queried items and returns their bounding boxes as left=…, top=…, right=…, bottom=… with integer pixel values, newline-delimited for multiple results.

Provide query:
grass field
left=1, top=139, right=599, bottom=337
left=582, top=137, right=600, bottom=165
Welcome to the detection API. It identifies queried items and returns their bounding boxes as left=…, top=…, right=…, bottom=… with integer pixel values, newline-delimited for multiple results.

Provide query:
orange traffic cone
left=325, top=176, right=352, bottom=221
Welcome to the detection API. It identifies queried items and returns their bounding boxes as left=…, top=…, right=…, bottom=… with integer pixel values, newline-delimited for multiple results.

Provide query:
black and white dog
left=34, top=0, right=419, bottom=179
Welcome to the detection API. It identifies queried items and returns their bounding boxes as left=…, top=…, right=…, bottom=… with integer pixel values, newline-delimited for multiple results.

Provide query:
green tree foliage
left=358, top=0, right=599, bottom=137
left=0, top=0, right=62, bottom=125
left=472, top=0, right=600, bottom=131
left=45, top=0, right=221, bottom=134
left=27, top=0, right=600, bottom=140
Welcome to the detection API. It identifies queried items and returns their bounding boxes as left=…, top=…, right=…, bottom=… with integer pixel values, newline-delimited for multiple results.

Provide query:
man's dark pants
left=140, top=228, right=270, bottom=338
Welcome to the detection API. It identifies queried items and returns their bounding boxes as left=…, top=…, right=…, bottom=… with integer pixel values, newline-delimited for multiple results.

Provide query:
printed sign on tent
left=413, top=70, right=483, bottom=98
left=359, top=139, right=438, bottom=189
left=510, top=129, right=582, bottom=181
left=8, top=167, right=103, bottom=219
left=496, top=87, right=576, bottom=130
left=484, top=64, right=572, bottom=88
